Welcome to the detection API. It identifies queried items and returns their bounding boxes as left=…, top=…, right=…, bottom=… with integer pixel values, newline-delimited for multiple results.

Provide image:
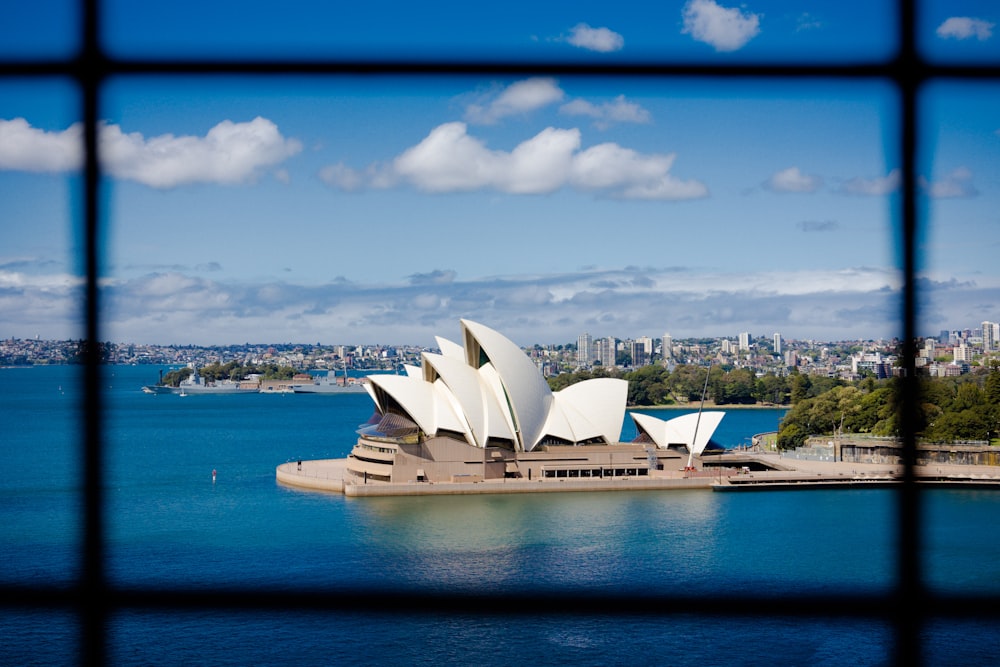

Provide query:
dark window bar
left=0, top=1, right=999, bottom=666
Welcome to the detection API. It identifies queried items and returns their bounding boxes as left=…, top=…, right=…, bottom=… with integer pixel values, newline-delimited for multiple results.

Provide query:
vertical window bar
left=896, top=1, right=924, bottom=664
left=80, top=0, right=107, bottom=664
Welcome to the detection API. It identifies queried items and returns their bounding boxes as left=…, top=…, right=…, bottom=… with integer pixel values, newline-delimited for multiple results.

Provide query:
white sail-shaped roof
left=556, top=378, right=628, bottom=446
left=421, top=351, right=514, bottom=447
left=361, top=319, right=627, bottom=453
left=630, top=411, right=725, bottom=455
left=367, top=374, right=438, bottom=434
left=435, top=336, right=466, bottom=361
left=461, top=319, right=553, bottom=452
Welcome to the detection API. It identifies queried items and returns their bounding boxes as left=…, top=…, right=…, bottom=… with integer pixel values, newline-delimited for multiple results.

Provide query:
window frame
left=1, top=1, right=999, bottom=665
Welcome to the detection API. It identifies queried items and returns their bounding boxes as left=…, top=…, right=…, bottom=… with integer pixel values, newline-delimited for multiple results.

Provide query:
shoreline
left=628, top=403, right=786, bottom=410
left=276, top=452, right=1000, bottom=498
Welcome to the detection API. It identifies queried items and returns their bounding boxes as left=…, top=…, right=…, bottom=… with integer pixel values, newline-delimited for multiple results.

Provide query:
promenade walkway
left=277, top=452, right=1000, bottom=497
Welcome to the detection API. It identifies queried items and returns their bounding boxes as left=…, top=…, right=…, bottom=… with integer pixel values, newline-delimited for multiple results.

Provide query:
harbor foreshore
left=276, top=452, right=1000, bottom=497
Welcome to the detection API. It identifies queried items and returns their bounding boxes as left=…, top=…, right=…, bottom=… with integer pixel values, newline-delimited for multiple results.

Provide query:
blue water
left=2, top=365, right=999, bottom=665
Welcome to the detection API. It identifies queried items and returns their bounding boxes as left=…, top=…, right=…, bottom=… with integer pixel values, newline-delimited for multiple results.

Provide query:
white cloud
left=765, top=166, right=822, bottom=193
left=101, top=117, right=302, bottom=188
left=571, top=143, right=708, bottom=200
left=566, top=23, right=624, bottom=52
left=560, top=95, right=651, bottom=129
left=0, top=118, right=82, bottom=172
left=464, top=78, right=565, bottom=125
left=392, top=122, right=579, bottom=194
left=922, top=167, right=978, bottom=198
left=0, top=117, right=302, bottom=188
left=682, top=0, right=761, bottom=52
left=937, top=17, right=995, bottom=41
left=840, top=169, right=900, bottom=196
left=385, top=122, right=707, bottom=200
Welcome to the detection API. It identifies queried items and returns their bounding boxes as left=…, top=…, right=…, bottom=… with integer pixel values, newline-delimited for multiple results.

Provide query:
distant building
left=954, top=343, right=973, bottom=363
left=852, top=351, right=894, bottom=379
left=739, top=332, right=751, bottom=352
left=662, top=333, right=673, bottom=360
left=577, top=332, right=594, bottom=367
left=983, top=321, right=999, bottom=352
left=596, top=337, right=616, bottom=368
left=773, top=332, right=782, bottom=355
left=629, top=339, right=648, bottom=367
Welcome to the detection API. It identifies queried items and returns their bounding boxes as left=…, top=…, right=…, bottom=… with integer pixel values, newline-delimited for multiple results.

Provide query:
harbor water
left=2, top=365, right=999, bottom=665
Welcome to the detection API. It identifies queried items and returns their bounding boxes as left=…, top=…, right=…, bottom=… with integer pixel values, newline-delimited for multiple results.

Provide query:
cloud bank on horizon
left=1, top=1, right=998, bottom=346
left=1, top=259, right=997, bottom=346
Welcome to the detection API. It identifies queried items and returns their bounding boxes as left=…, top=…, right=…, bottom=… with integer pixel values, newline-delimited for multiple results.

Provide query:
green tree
left=985, top=363, right=1000, bottom=406
left=713, top=367, right=756, bottom=405
left=624, top=365, right=670, bottom=406
left=667, top=364, right=711, bottom=403
left=754, top=372, right=790, bottom=405
left=789, top=370, right=811, bottom=404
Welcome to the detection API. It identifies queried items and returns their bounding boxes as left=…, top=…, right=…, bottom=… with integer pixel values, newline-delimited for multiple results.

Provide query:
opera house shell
left=345, top=319, right=724, bottom=485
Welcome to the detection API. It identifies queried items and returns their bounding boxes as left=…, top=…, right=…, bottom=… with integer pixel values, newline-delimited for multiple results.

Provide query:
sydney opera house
left=343, top=319, right=724, bottom=486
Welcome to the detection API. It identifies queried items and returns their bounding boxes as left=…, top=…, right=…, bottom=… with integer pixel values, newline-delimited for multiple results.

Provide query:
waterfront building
left=343, top=320, right=724, bottom=485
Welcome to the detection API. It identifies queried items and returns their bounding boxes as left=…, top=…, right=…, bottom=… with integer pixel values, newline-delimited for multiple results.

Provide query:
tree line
left=548, top=363, right=842, bottom=408
left=778, top=363, right=1000, bottom=449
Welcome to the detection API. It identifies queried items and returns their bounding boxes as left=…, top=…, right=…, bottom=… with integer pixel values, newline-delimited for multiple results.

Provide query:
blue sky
left=1, top=1, right=999, bottom=347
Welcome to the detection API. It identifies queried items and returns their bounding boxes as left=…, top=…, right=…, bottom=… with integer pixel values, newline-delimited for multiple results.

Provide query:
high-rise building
left=661, top=333, right=673, bottom=360
left=629, top=339, right=648, bottom=367
left=738, top=332, right=751, bottom=352
left=773, top=333, right=782, bottom=355
left=596, top=337, right=616, bottom=368
left=577, top=332, right=594, bottom=366
left=983, top=322, right=999, bottom=352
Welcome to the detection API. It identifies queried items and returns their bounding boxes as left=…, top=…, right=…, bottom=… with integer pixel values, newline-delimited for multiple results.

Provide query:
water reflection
left=351, top=490, right=719, bottom=592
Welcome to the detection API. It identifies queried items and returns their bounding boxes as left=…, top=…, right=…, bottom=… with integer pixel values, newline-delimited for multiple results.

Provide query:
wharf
left=276, top=452, right=1000, bottom=497
left=707, top=451, right=1000, bottom=491
left=276, top=458, right=717, bottom=496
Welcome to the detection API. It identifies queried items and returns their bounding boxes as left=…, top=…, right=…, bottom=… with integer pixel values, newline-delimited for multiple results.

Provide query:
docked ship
left=288, top=368, right=367, bottom=394
left=142, top=365, right=259, bottom=395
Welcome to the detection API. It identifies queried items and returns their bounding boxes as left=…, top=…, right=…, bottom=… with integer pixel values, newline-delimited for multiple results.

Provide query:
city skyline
left=2, top=1, right=1000, bottom=348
